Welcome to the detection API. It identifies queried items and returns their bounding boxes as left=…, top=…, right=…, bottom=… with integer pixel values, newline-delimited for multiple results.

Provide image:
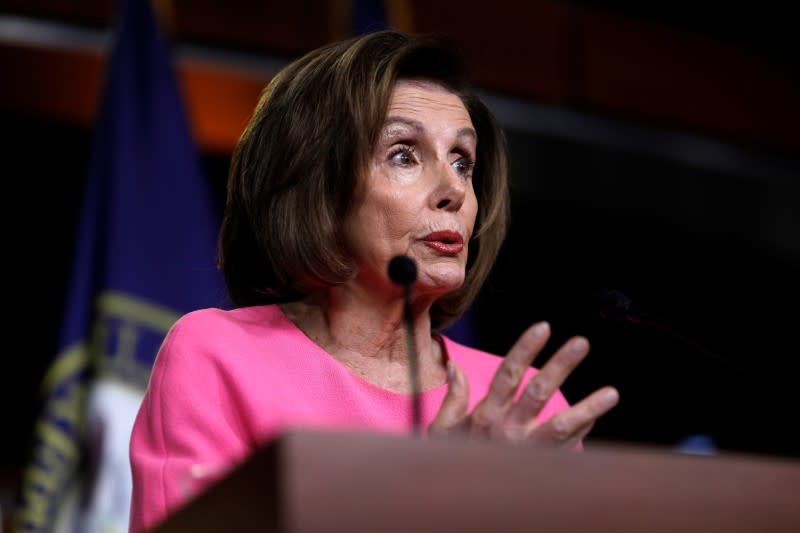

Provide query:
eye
left=452, top=156, right=475, bottom=178
left=389, top=146, right=417, bottom=167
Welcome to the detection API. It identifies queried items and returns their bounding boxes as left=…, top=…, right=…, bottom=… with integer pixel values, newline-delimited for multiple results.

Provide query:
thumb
left=428, top=360, right=469, bottom=436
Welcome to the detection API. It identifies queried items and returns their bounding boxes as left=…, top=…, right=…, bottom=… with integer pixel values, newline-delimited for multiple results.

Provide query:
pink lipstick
left=421, top=231, right=464, bottom=255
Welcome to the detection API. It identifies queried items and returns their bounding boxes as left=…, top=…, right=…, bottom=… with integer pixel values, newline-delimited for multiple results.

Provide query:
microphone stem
left=402, top=282, right=422, bottom=434
left=629, top=315, right=747, bottom=377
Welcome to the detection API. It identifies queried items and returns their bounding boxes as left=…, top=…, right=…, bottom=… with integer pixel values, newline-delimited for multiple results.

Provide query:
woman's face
left=344, top=80, right=478, bottom=298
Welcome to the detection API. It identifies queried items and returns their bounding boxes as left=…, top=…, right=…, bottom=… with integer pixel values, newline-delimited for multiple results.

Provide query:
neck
left=280, top=283, right=447, bottom=392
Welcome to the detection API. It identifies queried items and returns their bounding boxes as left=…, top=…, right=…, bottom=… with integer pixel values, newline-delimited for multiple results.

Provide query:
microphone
left=594, top=288, right=746, bottom=376
left=388, top=255, right=422, bottom=435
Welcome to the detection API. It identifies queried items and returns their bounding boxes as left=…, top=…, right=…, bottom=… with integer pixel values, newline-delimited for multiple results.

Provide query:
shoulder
left=153, top=304, right=289, bottom=373
left=163, top=304, right=288, bottom=350
left=168, top=304, right=283, bottom=336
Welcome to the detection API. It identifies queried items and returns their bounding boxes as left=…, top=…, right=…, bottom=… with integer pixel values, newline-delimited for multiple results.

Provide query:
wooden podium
left=153, top=431, right=800, bottom=532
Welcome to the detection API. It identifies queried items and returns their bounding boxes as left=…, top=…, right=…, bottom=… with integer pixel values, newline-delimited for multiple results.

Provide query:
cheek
left=346, top=190, right=419, bottom=254
left=379, top=190, right=420, bottom=239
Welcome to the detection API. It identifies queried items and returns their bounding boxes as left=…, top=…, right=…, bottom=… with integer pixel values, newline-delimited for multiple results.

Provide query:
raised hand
left=429, top=322, right=619, bottom=447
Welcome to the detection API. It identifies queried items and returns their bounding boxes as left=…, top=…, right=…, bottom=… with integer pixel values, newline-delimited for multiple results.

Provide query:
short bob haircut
left=218, top=30, right=509, bottom=329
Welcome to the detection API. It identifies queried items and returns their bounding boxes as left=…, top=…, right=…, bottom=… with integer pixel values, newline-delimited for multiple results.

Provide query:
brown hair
left=218, top=30, right=509, bottom=329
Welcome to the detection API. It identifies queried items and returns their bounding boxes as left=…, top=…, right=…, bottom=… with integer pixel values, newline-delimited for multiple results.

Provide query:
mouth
left=421, top=231, right=464, bottom=256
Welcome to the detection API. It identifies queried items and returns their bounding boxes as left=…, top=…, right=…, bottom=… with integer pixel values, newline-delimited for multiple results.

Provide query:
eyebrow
left=382, top=116, right=477, bottom=142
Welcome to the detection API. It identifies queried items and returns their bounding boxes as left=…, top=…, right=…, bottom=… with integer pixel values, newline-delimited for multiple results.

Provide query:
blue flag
left=14, top=0, right=226, bottom=531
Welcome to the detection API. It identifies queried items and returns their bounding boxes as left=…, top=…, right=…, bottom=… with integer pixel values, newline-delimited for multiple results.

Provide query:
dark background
left=477, top=129, right=800, bottom=457
left=2, top=1, right=799, bottom=505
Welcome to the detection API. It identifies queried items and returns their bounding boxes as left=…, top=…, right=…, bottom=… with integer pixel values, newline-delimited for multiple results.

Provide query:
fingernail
left=532, top=321, right=550, bottom=337
left=571, top=337, right=588, bottom=354
left=601, top=388, right=619, bottom=408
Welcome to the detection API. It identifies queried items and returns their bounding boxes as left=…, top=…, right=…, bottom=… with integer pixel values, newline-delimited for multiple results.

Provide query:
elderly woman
left=129, top=30, right=619, bottom=532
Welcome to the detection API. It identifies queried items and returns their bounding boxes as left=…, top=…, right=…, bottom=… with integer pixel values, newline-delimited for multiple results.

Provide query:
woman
left=129, top=30, right=619, bottom=532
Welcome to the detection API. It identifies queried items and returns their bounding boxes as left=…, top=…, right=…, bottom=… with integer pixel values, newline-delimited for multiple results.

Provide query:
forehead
left=387, top=80, right=472, bottom=125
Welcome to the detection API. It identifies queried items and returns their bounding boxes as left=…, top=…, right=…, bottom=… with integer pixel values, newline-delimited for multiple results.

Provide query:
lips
left=421, top=230, right=464, bottom=255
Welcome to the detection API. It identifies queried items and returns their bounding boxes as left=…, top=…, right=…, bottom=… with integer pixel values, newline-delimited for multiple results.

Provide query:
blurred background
left=2, top=0, right=799, bottom=523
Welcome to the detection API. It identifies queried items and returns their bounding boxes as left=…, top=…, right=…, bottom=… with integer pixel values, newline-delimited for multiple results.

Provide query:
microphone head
left=594, top=288, right=633, bottom=321
left=388, top=255, right=417, bottom=286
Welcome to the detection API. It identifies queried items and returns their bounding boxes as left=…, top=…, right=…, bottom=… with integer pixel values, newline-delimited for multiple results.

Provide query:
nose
left=430, top=160, right=467, bottom=212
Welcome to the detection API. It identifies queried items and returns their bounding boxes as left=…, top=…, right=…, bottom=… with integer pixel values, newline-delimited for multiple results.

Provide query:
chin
left=417, top=266, right=466, bottom=294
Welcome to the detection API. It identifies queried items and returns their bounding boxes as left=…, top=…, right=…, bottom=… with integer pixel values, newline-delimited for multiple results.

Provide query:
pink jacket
left=129, top=305, right=571, bottom=532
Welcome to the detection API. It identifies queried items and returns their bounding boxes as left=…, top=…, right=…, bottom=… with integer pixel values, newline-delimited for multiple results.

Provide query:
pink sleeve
left=128, top=319, right=251, bottom=533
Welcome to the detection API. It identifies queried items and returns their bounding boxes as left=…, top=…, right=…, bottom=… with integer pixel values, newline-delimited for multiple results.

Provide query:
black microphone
left=594, top=288, right=746, bottom=376
left=388, top=255, right=422, bottom=435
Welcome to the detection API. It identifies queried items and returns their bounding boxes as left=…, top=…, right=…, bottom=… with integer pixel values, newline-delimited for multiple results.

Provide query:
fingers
left=428, top=360, right=470, bottom=436
left=530, top=386, right=620, bottom=446
left=469, top=321, right=551, bottom=435
left=505, top=336, right=590, bottom=429
left=432, top=323, right=619, bottom=448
